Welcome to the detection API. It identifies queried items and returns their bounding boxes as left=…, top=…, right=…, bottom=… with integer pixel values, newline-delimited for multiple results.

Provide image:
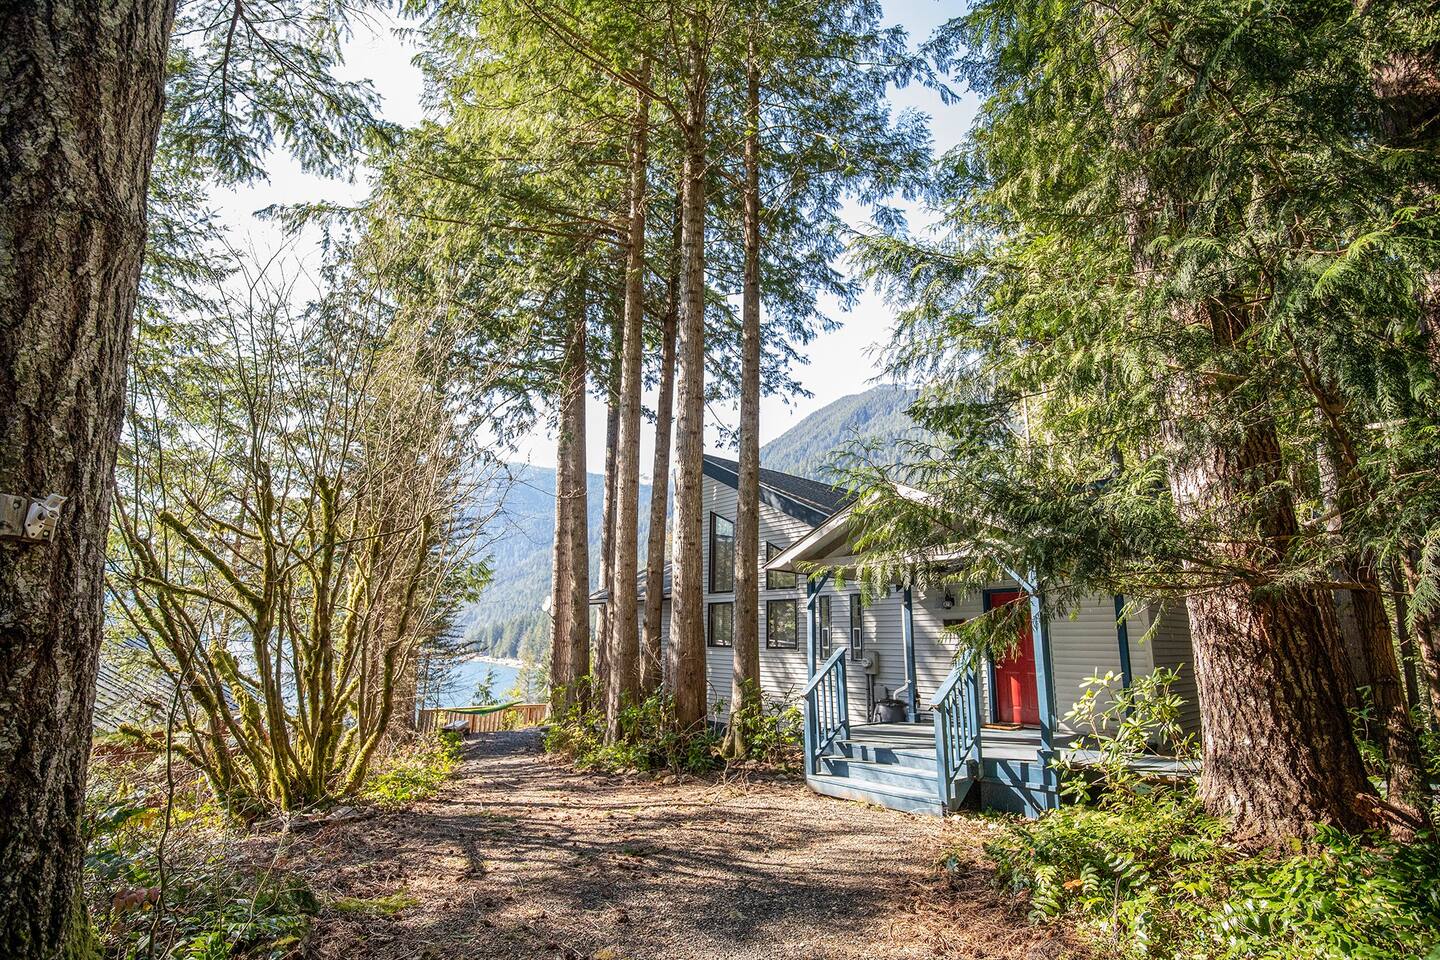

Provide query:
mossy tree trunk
left=0, top=1, right=175, bottom=955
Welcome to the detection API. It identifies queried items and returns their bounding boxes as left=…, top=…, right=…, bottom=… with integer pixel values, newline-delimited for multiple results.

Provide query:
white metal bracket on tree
left=0, top=492, right=66, bottom=542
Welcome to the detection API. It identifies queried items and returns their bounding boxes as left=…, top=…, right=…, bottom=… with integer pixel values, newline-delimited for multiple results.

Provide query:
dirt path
left=272, top=731, right=1078, bottom=960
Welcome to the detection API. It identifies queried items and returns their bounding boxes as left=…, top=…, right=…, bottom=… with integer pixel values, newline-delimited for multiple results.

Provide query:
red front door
left=988, top=590, right=1040, bottom=726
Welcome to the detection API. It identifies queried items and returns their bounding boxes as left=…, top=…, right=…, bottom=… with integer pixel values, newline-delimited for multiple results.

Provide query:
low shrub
left=544, top=678, right=805, bottom=774
left=84, top=790, right=315, bottom=960
left=984, top=789, right=1440, bottom=959
left=544, top=679, right=721, bottom=773
left=976, top=669, right=1440, bottom=959
left=359, top=731, right=464, bottom=809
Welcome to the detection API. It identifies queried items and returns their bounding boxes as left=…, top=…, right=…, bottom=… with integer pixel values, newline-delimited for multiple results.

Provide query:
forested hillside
left=465, top=387, right=913, bottom=659
left=462, top=466, right=652, bottom=660
left=760, top=384, right=918, bottom=480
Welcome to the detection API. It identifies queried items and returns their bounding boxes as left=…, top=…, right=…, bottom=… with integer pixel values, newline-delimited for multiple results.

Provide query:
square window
left=766, top=598, right=798, bottom=649
left=765, top=542, right=797, bottom=590
left=708, top=602, right=734, bottom=647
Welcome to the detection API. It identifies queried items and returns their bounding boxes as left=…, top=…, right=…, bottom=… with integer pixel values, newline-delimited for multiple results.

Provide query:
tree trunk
left=1402, top=547, right=1440, bottom=727
left=640, top=202, right=681, bottom=696
left=0, top=2, right=175, bottom=956
left=1367, top=29, right=1440, bottom=373
left=607, top=65, right=651, bottom=739
left=669, top=37, right=711, bottom=731
left=552, top=288, right=590, bottom=711
left=595, top=363, right=620, bottom=701
left=1167, top=314, right=1383, bottom=844
left=723, top=45, right=763, bottom=759
left=1317, top=417, right=1428, bottom=818
left=549, top=354, right=577, bottom=711
left=1389, top=560, right=1421, bottom=711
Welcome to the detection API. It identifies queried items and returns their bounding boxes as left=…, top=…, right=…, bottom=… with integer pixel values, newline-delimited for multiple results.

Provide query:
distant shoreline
left=467, top=654, right=524, bottom=669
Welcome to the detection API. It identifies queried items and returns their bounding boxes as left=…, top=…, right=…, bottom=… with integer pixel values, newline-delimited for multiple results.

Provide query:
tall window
left=708, top=602, right=734, bottom=647
left=849, top=594, right=864, bottom=657
left=709, top=513, right=734, bottom=593
left=765, top=542, right=797, bottom=590
left=766, top=598, right=799, bottom=649
left=818, top=595, right=832, bottom=658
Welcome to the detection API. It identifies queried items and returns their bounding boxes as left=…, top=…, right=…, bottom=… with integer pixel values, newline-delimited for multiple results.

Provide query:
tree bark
left=552, top=288, right=590, bottom=711
left=723, top=44, right=763, bottom=759
left=1166, top=312, right=1384, bottom=843
left=1317, top=413, right=1428, bottom=817
left=1, top=1, right=175, bottom=956
left=550, top=359, right=576, bottom=710
left=1402, top=547, right=1440, bottom=727
left=595, top=357, right=620, bottom=701
left=640, top=201, right=681, bottom=696
left=1366, top=26, right=1440, bottom=373
left=1388, top=560, right=1422, bottom=711
left=669, top=33, right=711, bottom=731
left=607, top=64, right=651, bottom=738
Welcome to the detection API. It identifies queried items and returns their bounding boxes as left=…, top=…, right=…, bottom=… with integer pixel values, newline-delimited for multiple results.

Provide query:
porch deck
left=847, top=721, right=1197, bottom=775
left=808, top=721, right=1196, bottom=817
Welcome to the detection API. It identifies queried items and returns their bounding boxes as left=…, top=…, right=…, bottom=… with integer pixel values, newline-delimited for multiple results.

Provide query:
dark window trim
left=707, top=601, right=734, bottom=648
left=848, top=594, right=865, bottom=658
left=818, top=595, right=832, bottom=658
left=765, top=541, right=797, bottom=591
left=766, top=598, right=799, bottom=649
left=709, top=512, right=735, bottom=594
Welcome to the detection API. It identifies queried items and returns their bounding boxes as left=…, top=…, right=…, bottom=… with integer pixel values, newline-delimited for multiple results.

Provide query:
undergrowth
left=84, top=728, right=462, bottom=958
left=983, top=790, right=1440, bottom=959
left=84, top=766, right=314, bottom=959
left=359, top=731, right=463, bottom=809
left=543, top=676, right=801, bottom=773
left=969, top=672, right=1440, bottom=959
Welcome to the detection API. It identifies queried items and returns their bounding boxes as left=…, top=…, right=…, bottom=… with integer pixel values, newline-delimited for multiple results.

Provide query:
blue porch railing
left=929, top=653, right=983, bottom=809
left=802, top=647, right=849, bottom=775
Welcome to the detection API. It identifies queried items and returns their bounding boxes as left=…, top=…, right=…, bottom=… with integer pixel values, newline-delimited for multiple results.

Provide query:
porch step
left=820, top=755, right=940, bottom=792
left=806, top=772, right=947, bottom=815
left=830, top=740, right=938, bottom=772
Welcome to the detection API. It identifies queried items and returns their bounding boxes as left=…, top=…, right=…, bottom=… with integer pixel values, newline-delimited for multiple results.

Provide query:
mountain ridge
left=461, top=383, right=917, bottom=660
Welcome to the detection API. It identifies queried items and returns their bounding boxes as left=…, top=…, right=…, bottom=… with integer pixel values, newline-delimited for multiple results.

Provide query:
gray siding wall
left=1145, top=601, right=1203, bottom=736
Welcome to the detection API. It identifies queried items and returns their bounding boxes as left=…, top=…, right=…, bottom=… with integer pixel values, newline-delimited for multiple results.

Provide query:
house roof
left=765, top=483, right=977, bottom=576
left=589, top=564, right=671, bottom=605
left=588, top=459, right=850, bottom=606
left=701, top=453, right=853, bottom=528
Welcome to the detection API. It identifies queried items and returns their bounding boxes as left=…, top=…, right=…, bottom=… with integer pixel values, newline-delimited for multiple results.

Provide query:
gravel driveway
left=282, top=730, right=1078, bottom=960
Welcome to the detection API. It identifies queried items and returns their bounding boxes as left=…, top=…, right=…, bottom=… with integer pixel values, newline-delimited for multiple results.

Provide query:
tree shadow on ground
left=253, top=730, right=1078, bottom=960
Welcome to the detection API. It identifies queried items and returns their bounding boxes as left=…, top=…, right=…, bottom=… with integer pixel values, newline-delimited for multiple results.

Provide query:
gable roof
left=702, top=454, right=852, bottom=528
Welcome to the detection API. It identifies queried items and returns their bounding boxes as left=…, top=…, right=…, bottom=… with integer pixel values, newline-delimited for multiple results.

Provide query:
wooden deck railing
left=929, top=652, right=983, bottom=810
left=418, top=702, right=551, bottom=735
left=802, top=647, right=850, bottom=775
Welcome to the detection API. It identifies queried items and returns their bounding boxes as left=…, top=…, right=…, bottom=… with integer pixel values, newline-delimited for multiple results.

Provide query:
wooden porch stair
left=807, top=723, right=973, bottom=815
left=805, top=649, right=987, bottom=816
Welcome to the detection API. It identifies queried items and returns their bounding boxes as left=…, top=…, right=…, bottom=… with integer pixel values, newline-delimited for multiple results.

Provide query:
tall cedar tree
left=850, top=0, right=1439, bottom=844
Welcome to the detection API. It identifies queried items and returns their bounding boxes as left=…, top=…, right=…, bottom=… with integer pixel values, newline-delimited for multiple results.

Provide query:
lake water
left=439, top=657, right=525, bottom=707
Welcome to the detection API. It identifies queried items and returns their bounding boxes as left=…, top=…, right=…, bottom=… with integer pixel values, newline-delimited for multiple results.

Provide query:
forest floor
left=242, top=729, right=1084, bottom=960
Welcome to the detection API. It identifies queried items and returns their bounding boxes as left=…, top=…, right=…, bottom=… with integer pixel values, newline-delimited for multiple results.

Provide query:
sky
left=210, top=0, right=977, bottom=477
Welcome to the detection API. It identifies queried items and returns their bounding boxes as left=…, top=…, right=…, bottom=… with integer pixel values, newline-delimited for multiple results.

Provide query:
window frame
left=707, top=601, right=735, bottom=648
left=817, top=595, right=832, bottom=658
left=709, top=512, right=735, bottom=594
left=765, top=542, right=797, bottom=590
left=848, top=594, right=865, bottom=658
left=766, top=598, right=799, bottom=650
